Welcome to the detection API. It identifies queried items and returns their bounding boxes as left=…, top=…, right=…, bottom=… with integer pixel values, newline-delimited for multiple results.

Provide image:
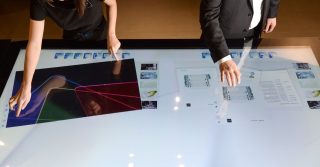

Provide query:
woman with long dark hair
left=9, top=0, right=121, bottom=116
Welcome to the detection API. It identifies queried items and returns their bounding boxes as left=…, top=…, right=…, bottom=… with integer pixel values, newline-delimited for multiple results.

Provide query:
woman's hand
left=9, top=83, right=32, bottom=117
left=107, top=34, right=121, bottom=61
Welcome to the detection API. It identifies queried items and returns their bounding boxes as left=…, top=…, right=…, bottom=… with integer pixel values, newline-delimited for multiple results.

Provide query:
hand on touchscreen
left=219, top=60, right=241, bottom=87
left=9, top=75, right=67, bottom=117
left=108, top=34, right=121, bottom=61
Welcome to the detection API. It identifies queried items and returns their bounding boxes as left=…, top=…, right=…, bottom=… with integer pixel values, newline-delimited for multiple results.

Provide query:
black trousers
left=244, top=24, right=261, bottom=41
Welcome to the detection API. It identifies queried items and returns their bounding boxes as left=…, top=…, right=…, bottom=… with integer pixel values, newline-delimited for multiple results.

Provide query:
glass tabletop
left=0, top=38, right=320, bottom=167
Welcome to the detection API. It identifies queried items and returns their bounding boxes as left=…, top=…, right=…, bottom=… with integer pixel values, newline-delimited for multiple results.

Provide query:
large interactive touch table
left=0, top=39, right=320, bottom=167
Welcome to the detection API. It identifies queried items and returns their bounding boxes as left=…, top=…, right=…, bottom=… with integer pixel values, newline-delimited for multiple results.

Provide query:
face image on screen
left=7, top=59, right=142, bottom=128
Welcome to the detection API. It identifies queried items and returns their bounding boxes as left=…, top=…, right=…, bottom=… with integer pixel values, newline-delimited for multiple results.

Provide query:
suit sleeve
left=268, top=0, right=280, bottom=18
left=200, top=0, right=229, bottom=63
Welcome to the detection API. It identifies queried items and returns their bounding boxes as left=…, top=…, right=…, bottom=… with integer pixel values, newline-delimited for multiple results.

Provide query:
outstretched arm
left=200, top=0, right=241, bottom=86
left=9, top=19, right=44, bottom=116
left=200, top=0, right=228, bottom=62
left=104, top=0, right=121, bottom=60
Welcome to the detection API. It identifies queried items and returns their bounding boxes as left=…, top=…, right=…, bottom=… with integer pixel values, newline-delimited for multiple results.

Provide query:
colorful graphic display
left=7, top=59, right=141, bottom=127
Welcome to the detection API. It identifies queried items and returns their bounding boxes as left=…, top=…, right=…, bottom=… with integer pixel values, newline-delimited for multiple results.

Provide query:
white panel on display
left=1, top=47, right=320, bottom=167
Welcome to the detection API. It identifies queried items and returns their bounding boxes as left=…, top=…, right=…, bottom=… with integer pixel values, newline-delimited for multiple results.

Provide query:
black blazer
left=200, top=0, right=280, bottom=62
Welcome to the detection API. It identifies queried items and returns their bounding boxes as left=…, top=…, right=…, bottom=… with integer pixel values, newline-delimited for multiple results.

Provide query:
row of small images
left=294, top=63, right=318, bottom=82
left=301, top=83, right=320, bottom=110
left=294, top=63, right=317, bottom=83
left=201, top=51, right=277, bottom=59
left=299, top=79, right=320, bottom=103
left=231, top=51, right=276, bottom=59
left=138, top=63, right=159, bottom=109
left=53, top=51, right=132, bottom=60
left=293, top=62, right=320, bottom=109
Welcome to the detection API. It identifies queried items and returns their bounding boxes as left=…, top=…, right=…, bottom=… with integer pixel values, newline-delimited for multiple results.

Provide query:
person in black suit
left=200, top=0, right=280, bottom=87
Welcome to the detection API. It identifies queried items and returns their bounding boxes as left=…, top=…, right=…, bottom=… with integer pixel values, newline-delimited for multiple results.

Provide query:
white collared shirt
left=219, top=0, right=263, bottom=64
left=249, top=0, right=263, bottom=29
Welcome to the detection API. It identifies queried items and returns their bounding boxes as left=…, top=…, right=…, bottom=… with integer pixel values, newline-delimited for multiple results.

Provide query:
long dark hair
left=47, top=0, right=86, bottom=16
